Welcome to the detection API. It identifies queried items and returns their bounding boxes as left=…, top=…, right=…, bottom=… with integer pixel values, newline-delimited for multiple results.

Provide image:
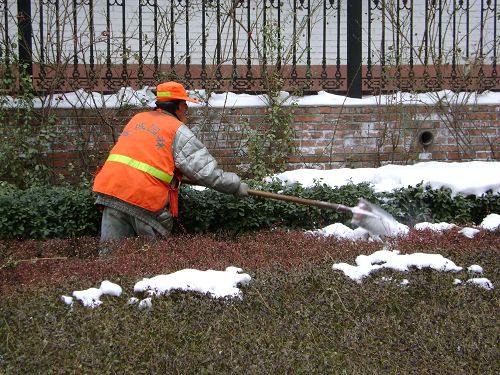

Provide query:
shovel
left=246, top=189, right=401, bottom=237
left=182, top=179, right=401, bottom=237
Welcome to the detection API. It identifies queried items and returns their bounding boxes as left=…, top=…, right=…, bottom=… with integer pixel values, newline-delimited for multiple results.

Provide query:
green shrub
left=0, top=183, right=100, bottom=239
left=382, top=184, right=500, bottom=226
left=0, top=182, right=498, bottom=240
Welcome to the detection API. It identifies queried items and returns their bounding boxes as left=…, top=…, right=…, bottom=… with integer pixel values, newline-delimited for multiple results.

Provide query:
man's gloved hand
left=234, top=182, right=249, bottom=197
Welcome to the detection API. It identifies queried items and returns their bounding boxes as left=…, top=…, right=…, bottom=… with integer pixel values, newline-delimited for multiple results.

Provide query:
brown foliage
left=1, top=230, right=498, bottom=296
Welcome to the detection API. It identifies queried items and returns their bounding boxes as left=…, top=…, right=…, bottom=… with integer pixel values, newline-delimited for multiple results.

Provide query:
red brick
left=294, top=115, right=324, bottom=123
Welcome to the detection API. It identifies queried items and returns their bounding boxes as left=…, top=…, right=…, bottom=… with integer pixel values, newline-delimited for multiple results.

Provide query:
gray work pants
left=98, top=207, right=172, bottom=255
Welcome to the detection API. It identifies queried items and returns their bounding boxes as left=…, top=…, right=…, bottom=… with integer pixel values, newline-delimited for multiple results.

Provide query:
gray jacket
left=96, top=121, right=243, bottom=235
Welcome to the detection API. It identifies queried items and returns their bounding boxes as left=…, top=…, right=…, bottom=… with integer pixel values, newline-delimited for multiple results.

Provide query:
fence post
left=17, top=0, right=33, bottom=78
left=347, top=0, right=362, bottom=98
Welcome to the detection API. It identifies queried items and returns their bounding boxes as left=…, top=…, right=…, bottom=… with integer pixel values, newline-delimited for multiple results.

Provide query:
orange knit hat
left=155, top=81, right=200, bottom=103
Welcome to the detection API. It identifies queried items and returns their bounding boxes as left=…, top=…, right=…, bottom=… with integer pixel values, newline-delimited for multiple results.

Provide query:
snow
left=306, top=223, right=371, bottom=241
left=480, top=213, right=500, bottom=231
left=458, top=227, right=480, bottom=239
left=62, top=280, right=122, bottom=308
left=467, top=265, right=484, bottom=274
left=466, top=278, right=494, bottom=290
left=3, top=87, right=498, bottom=109
left=14, top=87, right=495, bottom=308
left=332, top=249, right=463, bottom=283
left=133, top=267, right=252, bottom=300
left=414, top=222, right=456, bottom=231
left=268, top=161, right=500, bottom=196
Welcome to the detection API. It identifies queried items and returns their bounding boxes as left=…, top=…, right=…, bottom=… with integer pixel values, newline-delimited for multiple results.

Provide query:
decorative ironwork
left=0, top=0, right=497, bottom=95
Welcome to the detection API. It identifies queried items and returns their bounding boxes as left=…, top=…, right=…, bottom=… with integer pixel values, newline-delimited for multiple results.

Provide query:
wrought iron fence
left=1, top=0, right=498, bottom=96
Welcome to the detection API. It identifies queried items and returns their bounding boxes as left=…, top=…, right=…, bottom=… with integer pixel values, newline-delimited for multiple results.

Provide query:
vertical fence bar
left=138, top=0, right=144, bottom=85
left=200, top=0, right=207, bottom=86
left=479, top=0, right=497, bottom=89
left=38, top=1, right=46, bottom=89
left=120, top=0, right=127, bottom=83
left=231, top=1, right=238, bottom=87
left=277, top=0, right=281, bottom=71
left=305, top=0, right=311, bottom=82
left=493, top=0, right=497, bottom=82
left=423, top=0, right=430, bottom=87
left=184, top=0, right=192, bottom=85
left=105, top=0, right=112, bottom=85
left=262, top=0, right=267, bottom=67
left=1, top=0, right=7, bottom=62
left=451, top=0, right=458, bottom=85
left=245, top=0, right=252, bottom=85
left=366, top=0, right=373, bottom=88
left=396, top=0, right=400, bottom=68
left=55, top=0, right=61, bottom=64
left=231, top=0, right=252, bottom=90
left=409, top=0, right=414, bottom=84
left=215, top=0, right=222, bottom=84
left=466, top=0, right=470, bottom=58
left=320, top=0, right=326, bottom=82
left=72, top=0, right=79, bottom=84
left=347, top=0, right=362, bottom=97
left=170, top=0, right=175, bottom=71
left=291, top=0, right=298, bottom=82
left=335, top=0, right=341, bottom=85
left=88, top=0, right=96, bottom=88
left=478, top=0, right=486, bottom=88
left=153, top=0, right=158, bottom=81
left=380, top=0, right=385, bottom=69
left=318, top=0, right=344, bottom=91
left=17, top=0, right=32, bottom=78
left=438, top=0, right=442, bottom=65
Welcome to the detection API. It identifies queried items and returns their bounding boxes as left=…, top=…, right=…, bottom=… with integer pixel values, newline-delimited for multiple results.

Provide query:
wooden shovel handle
left=247, top=189, right=352, bottom=213
left=181, top=179, right=352, bottom=214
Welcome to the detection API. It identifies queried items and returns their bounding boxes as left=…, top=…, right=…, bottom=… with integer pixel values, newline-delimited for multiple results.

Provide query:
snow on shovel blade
left=351, top=198, right=407, bottom=237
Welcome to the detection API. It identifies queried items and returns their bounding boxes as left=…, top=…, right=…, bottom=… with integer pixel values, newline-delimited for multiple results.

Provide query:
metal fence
left=1, top=0, right=499, bottom=96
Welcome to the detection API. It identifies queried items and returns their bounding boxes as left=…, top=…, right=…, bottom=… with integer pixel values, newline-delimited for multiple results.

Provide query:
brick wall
left=43, top=103, right=500, bottom=180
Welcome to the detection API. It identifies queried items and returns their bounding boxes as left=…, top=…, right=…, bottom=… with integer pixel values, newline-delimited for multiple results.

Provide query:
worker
left=93, top=81, right=248, bottom=254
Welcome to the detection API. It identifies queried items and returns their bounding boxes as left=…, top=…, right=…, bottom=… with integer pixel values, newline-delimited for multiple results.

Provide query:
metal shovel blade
left=246, top=189, right=403, bottom=237
left=350, top=198, right=403, bottom=237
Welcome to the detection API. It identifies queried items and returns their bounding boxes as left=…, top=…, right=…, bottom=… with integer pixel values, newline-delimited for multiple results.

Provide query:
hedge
left=0, top=181, right=498, bottom=240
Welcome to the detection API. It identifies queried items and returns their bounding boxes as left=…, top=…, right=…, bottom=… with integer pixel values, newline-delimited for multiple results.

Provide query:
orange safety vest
left=93, top=109, right=182, bottom=215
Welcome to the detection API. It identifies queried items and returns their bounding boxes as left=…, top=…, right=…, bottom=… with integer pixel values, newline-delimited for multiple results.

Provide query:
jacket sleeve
left=172, top=124, right=242, bottom=194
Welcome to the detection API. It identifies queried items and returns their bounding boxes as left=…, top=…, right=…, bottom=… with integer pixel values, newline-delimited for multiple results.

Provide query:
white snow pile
left=62, top=267, right=251, bottom=309
left=465, top=278, right=494, bottom=290
left=12, top=88, right=498, bottom=110
left=269, top=161, right=500, bottom=197
left=308, top=212, right=500, bottom=240
left=414, top=222, right=456, bottom=231
left=133, top=266, right=251, bottom=300
left=61, top=280, right=123, bottom=308
left=332, top=249, right=494, bottom=290
left=306, top=223, right=372, bottom=240
left=480, top=213, right=500, bottom=231
left=413, top=213, right=500, bottom=238
left=467, top=264, right=484, bottom=274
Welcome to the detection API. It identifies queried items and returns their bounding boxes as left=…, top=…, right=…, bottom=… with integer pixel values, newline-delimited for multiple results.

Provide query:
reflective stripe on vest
left=107, top=154, right=173, bottom=183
